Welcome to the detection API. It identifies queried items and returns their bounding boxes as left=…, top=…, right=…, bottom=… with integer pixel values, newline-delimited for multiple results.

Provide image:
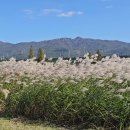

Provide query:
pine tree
left=96, top=49, right=102, bottom=61
left=28, top=46, right=34, bottom=59
left=37, top=48, right=44, bottom=62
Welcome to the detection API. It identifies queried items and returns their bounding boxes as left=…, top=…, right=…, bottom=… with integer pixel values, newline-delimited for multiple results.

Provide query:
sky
left=0, top=0, right=130, bottom=43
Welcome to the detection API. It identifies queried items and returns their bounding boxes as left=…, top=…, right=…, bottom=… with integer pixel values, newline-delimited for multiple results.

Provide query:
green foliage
left=28, top=46, right=34, bottom=59
left=37, top=48, right=44, bottom=62
left=96, top=49, right=102, bottom=61
left=5, top=79, right=130, bottom=129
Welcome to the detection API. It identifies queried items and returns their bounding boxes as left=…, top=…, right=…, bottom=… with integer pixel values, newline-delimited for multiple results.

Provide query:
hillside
left=0, top=37, right=130, bottom=59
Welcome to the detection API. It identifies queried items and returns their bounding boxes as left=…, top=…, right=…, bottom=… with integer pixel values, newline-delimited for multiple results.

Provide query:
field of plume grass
left=2, top=55, right=130, bottom=129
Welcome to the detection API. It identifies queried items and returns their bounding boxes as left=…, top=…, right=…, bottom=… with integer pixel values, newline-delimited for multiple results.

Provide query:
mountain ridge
left=0, top=37, right=130, bottom=60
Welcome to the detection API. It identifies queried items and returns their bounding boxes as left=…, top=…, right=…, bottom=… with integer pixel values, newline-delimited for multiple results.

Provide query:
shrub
left=5, top=79, right=130, bottom=129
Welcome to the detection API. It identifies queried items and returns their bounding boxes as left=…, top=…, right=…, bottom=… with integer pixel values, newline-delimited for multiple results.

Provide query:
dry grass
left=0, top=118, right=67, bottom=130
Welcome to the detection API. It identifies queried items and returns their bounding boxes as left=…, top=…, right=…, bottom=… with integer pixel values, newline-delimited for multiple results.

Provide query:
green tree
left=37, top=48, right=44, bottom=62
left=28, top=46, right=34, bottom=59
left=96, top=49, right=102, bottom=61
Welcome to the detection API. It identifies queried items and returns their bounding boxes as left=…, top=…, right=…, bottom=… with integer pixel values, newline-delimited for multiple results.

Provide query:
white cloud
left=41, top=9, right=62, bottom=15
left=23, top=8, right=83, bottom=18
left=57, top=11, right=83, bottom=17
left=23, top=9, right=33, bottom=15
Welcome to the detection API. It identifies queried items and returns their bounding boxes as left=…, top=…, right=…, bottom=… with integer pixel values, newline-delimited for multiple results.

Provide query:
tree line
left=28, top=46, right=103, bottom=62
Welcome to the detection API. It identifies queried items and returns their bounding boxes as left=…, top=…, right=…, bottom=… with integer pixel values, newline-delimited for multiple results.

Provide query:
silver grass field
left=1, top=54, right=130, bottom=129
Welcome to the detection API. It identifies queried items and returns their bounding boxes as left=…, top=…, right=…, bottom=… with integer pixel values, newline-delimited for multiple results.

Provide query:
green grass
left=4, top=78, right=130, bottom=130
left=2, top=77, right=130, bottom=129
left=0, top=118, right=65, bottom=130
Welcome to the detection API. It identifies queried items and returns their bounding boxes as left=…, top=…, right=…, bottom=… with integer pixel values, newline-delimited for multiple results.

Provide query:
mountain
left=0, top=37, right=130, bottom=60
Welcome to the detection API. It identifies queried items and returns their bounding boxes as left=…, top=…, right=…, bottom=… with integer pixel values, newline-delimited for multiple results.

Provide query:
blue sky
left=0, top=0, right=130, bottom=43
